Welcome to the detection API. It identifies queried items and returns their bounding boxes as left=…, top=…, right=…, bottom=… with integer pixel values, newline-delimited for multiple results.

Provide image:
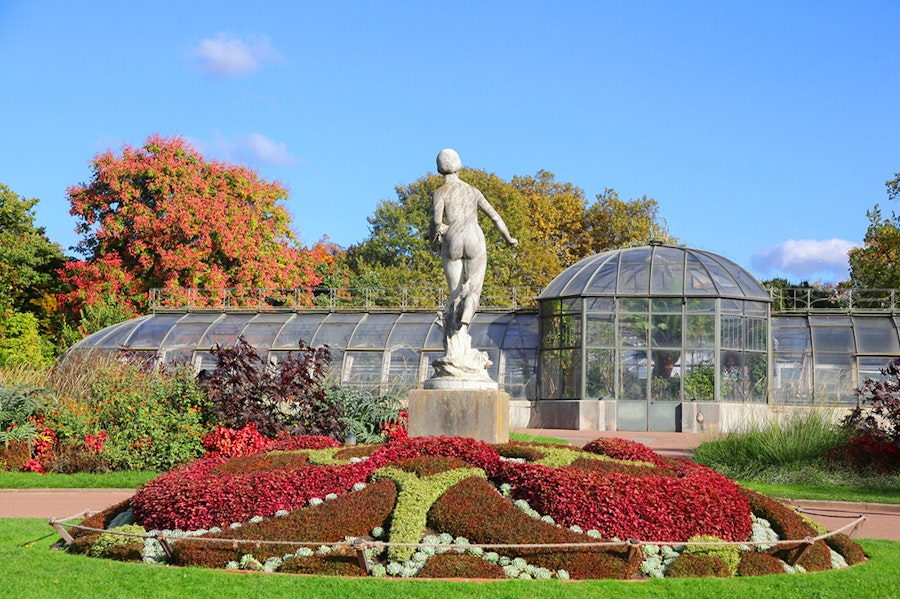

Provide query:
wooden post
left=352, top=538, right=370, bottom=575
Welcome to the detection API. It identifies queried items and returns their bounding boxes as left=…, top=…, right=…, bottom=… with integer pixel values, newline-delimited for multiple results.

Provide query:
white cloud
left=193, top=34, right=283, bottom=77
left=751, top=238, right=861, bottom=282
left=192, top=131, right=295, bottom=167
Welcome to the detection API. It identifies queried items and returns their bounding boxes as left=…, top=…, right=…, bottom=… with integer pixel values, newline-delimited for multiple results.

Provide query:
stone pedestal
left=407, top=388, right=510, bottom=444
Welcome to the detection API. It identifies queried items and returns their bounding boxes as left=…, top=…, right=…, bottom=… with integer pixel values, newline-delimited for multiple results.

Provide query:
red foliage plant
left=581, top=437, right=670, bottom=467
left=495, top=459, right=753, bottom=542
left=367, top=436, right=501, bottom=474
left=171, top=478, right=397, bottom=568
left=202, top=423, right=273, bottom=458
left=830, top=434, right=900, bottom=475
left=428, top=476, right=640, bottom=580
left=59, top=134, right=323, bottom=318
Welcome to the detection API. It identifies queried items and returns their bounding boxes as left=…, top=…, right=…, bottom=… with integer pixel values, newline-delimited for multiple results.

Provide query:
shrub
left=83, top=359, right=210, bottom=471
left=210, top=451, right=311, bottom=476
left=280, top=550, right=367, bottom=576
left=368, top=436, right=501, bottom=474
left=824, top=533, right=867, bottom=566
left=666, top=553, right=731, bottom=578
left=736, top=550, right=786, bottom=576
left=49, top=437, right=109, bottom=474
left=268, top=434, right=342, bottom=452
left=494, top=442, right=547, bottom=461
left=417, top=553, right=506, bottom=579
left=829, top=434, right=900, bottom=475
left=843, top=357, right=900, bottom=440
left=67, top=499, right=133, bottom=555
left=201, top=337, right=342, bottom=439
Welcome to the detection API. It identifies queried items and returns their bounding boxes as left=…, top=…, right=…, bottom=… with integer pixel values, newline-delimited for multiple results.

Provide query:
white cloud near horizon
left=193, top=34, right=283, bottom=77
left=751, top=238, right=860, bottom=282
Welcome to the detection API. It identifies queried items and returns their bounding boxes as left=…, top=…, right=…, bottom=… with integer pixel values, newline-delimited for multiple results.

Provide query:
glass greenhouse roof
left=539, top=244, right=771, bottom=301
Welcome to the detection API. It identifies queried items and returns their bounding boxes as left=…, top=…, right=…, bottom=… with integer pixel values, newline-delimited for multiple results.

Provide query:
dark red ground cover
left=429, top=476, right=640, bottom=579
left=495, top=459, right=752, bottom=542
left=581, top=437, right=670, bottom=466
left=366, top=436, right=502, bottom=474
left=171, top=477, right=398, bottom=568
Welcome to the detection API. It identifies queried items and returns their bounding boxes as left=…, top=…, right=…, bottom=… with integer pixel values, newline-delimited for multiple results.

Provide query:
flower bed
left=68, top=435, right=867, bottom=580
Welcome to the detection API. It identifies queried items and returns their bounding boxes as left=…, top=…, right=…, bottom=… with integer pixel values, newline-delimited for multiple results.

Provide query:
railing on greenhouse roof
left=148, top=286, right=541, bottom=313
left=767, top=287, right=900, bottom=314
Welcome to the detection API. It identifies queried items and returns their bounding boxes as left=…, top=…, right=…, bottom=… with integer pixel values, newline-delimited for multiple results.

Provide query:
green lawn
left=2, top=519, right=897, bottom=599
left=0, top=471, right=158, bottom=489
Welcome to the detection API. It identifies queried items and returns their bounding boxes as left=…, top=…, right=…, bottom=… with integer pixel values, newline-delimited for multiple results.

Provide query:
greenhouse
left=61, top=242, right=900, bottom=433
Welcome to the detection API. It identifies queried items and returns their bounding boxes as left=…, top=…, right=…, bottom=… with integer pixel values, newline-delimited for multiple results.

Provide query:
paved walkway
left=1, top=429, right=897, bottom=541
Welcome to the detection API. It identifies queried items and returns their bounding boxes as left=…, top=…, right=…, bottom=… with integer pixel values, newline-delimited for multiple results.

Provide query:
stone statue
left=426, top=148, right=518, bottom=388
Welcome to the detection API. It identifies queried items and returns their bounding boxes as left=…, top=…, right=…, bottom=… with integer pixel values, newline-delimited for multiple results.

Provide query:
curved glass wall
left=538, top=244, right=772, bottom=412
left=61, top=310, right=539, bottom=399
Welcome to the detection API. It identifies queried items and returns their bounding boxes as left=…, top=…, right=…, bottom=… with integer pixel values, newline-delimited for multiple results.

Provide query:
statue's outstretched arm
left=478, top=195, right=518, bottom=247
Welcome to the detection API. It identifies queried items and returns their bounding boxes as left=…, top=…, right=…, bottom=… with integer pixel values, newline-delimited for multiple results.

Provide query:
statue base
left=407, top=388, right=510, bottom=444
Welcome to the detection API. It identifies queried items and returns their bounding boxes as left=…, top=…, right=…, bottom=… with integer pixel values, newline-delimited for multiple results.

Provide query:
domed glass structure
left=537, top=243, right=771, bottom=431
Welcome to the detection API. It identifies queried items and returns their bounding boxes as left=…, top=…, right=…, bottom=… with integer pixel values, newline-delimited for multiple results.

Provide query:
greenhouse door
left=616, top=350, right=681, bottom=432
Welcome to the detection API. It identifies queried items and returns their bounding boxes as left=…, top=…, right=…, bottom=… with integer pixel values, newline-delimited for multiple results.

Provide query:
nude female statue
left=430, top=148, right=518, bottom=343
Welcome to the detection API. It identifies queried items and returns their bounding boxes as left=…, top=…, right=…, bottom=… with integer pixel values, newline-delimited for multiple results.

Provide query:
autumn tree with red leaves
left=59, top=134, right=321, bottom=327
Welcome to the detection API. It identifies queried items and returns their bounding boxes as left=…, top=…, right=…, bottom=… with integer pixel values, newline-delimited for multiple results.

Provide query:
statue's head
left=436, top=148, right=461, bottom=175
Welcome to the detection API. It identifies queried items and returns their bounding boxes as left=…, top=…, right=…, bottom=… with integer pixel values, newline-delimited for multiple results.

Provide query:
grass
left=0, top=471, right=158, bottom=489
left=741, top=481, right=900, bottom=505
left=509, top=432, right=568, bottom=445
left=2, top=518, right=897, bottom=599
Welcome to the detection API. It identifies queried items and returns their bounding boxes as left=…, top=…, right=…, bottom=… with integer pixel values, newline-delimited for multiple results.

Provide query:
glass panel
left=650, top=350, right=681, bottom=401
left=619, top=298, right=648, bottom=313
left=746, top=318, right=767, bottom=352
left=772, top=319, right=811, bottom=351
left=744, top=301, right=769, bottom=316
left=501, top=317, right=539, bottom=350
left=386, top=313, right=437, bottom=349
left=686, top=297, right=716, bottom=313
left=853, top=317, right=900, bottom=354
left=651, top=314, right=682, bottom=348
left=585, top=255, right=620, bottom=295
left=312, top=313, right=364, bottom=347
left=557, top=314, right=581, bottom=348
left=811, top=326, right=855, bottom=354
left=619, top=349, right=647, bottom=400
left=585, top=314, right=615, bottom=347
left=685, top=314, right=715, bottom=349
left=721, top=316, right=743, bottom=349
left=163, top=314, right=223, bottom=349
left=814, top=362, right=855, bottom=404
left=342, top=351, right=384, bottom=391
left=721, top=351, right=768, bottom=402
left=541, top=316, right=559, bottom=349
left=651, top=297, right=682, bottom=313
left=348, top=313, right=397, bottom=349
left=92, top=319, right=148, bottom=348
left=272, top=313, right=327, bottom=348
left=650, top=247, right=685, bottom=295
left=721, top=351, right=745, bottom=402
left=858, top=356, right=891, bottom=384
left=127, top=314, right=183, bottom=348
left=685, top=254, right=716, bottom=294
left=562, top=256, right=606, bottom=296
left=539, top=349, right=580, bottom=399
left=617, top=248, right=651, bottom=294
left=585, top=349, right=615, bottom=399
left=697, top=254, right=742, bottom=297
left=584, top=297, right=615, bottom=312
left=619, top=314, right=648, bottom=347
left=683, top=351, right=715, bottom=400
left=198, top=313, right=254, bottom=348
left=720, top=299, right=743, bottom=314
left=773, top=352, right=812, bottom=404
left=160, top=348, right=193, bottom=366
left=470, top=314, right=510, bottom=349
left=240, top=314, right=291, bottom=349
left=424, top=320, right=444, bottom=349
left=503, top=349, right=537, bottom=400
left=386, top=349, right=419, bottom=391
left=733, top=268, right=770, bottom=300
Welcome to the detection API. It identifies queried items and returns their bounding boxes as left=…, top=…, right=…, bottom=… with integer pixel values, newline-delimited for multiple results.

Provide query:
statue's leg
left=460, top=254, right=486, bottom=326
left=444, top=257, right=465, bottom=331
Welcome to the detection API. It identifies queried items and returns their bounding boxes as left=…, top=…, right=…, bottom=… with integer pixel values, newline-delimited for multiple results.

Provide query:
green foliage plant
left=371, top=463, right=486, bottom=562
left=83, top=358, right=210, bottom=471
left=329, top=387, right=402, bottom=443
left=682, top=535, right=740, bottom=576
left=88, top=524, right=147, bottom=558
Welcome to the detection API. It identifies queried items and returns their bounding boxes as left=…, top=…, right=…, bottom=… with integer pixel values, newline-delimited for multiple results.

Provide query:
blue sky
left=1, top=1, right=898, bottom=284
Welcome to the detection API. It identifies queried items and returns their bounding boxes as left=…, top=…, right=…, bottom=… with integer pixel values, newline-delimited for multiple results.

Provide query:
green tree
left=0, top=184, right=66, bottom=319
left=59, top=134, right=324, bottom=324
left=347, top=168, right=673, bottom=293
left=848, top=173, right=900, bottom=288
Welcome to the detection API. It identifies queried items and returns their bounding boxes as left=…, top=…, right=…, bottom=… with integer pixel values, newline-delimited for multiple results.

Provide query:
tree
left=0, top=184, right=66, bottom=319
left=848, top=173, right=900, bottom=289
left=60, top=134, right=323, bottom=320
left=347, top=168, right=673, bottom=293
left=584, top=189, right=670, bottom=253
